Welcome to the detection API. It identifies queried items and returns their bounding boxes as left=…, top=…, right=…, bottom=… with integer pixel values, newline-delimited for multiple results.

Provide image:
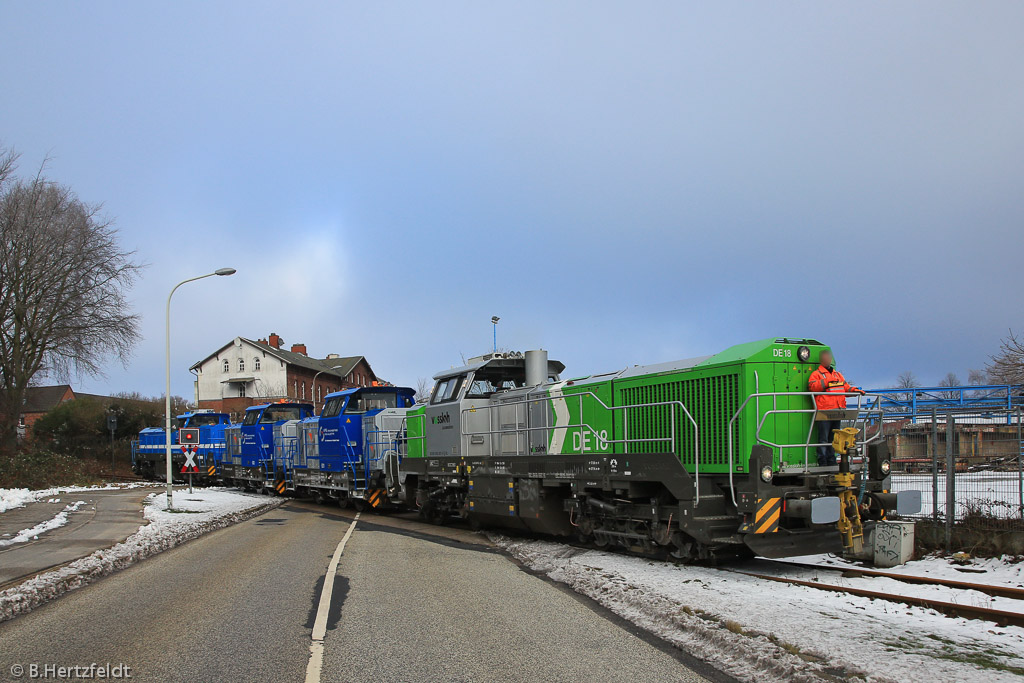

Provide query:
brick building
left=17, top=385, right=77, bottom=438
left=190, top=333, right=378, bottom=420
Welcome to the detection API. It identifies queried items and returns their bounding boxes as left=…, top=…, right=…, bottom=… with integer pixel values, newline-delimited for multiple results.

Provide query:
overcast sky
left=2, top=2, right=1022, bottom=399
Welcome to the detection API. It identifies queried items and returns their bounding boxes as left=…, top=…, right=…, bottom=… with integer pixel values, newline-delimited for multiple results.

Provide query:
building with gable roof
left=190, top=332, right=378, bottom=419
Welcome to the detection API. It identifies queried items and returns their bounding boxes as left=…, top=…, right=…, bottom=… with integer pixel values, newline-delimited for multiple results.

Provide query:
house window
left=293, top=380, right=297, bottom=397
left=301, top=382, right=306, bottom=400
left=222, top=359, right=229, bottom=373
left=317, top=385, right=321, bottom=403
left=19, top=415, right=25, bottom=427
left=238, top=358, right=245, bottom=372
left=238, top=385, right=246, bottom=398
left=254, top=357, right=261, bottom=371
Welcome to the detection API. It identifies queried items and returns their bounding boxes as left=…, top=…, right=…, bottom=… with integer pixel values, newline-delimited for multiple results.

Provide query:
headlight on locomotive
left=797, top=345, right=810, bottom=362
left=760, top=465, right=773, bottom=483
left=880, top=459, right=891, bottom=475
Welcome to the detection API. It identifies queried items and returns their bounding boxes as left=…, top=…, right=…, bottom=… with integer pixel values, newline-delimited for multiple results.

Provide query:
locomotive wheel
left=352, top=498, right=369, bottom=513
left=420, top=499, right=447, bottom=526
left=314, top=491, right=327, bottom=505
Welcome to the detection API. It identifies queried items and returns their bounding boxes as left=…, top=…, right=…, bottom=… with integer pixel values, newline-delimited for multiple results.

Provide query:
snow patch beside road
left=0, top=483, right=156, bottom=514
left=0, top=488, right=281, bottom=623
left=0, top=501, right=86, bottom=547
left=497, top=537, right=1024, bottom=683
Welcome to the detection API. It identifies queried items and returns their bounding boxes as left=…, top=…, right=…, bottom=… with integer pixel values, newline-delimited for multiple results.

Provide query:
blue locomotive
left=132, top=410, right=231, bottom=481
left=220, top=401, right=314, bottom=492
left=279, top=386, right=416, bottom=508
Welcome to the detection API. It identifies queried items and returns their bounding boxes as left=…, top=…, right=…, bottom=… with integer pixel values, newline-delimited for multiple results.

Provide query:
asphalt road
left=0, top=489, right=152, bottom=588
left=0, top=500, right=719, bottom=682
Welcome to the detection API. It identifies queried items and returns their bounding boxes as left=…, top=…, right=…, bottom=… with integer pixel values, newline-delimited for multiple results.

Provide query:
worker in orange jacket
left=808, top=349, right=865, bottom=466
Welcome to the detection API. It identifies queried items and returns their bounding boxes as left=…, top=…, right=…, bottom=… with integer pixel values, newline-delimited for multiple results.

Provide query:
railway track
left=768, top=558, right=1024, bottom=601
left=724, top=559, right=1024, bottom=628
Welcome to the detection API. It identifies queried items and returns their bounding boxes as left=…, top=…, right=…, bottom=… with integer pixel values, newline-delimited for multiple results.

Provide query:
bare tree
left=968, top=368, right=988, bottom=386
left=0, top=147, right=142, bottom=454
left=987, top=330, right=1024, bottom=386
left=938, top=372, right=961, bottom=400
left=892, top=371, right=920, bottom=402
left=415, top=377, right=432, bottom=403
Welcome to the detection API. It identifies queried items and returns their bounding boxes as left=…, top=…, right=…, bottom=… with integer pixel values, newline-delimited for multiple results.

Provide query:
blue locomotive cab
left=293, top=386, right=415, bottom=507
left=132, top=410, right=231, bottom=481
left=229, top=402, right=313, bottom=492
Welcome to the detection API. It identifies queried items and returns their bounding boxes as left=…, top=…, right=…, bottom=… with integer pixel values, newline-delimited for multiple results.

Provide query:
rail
left=460, top=390, right=702, bottom=505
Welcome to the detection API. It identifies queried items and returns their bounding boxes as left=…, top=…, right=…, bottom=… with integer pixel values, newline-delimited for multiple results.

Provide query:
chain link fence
left=886, top=408, right=1024, bottom=535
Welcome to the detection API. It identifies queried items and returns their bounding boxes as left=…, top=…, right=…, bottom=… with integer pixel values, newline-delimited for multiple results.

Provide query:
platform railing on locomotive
left=726, top=390, right=885, bottom=487
left=759, top=391, right=882, bottom=470
left=363, top=428, right=405, bottom=490
left=457, top=391, right=713, bottom=505
left=458, top=389, right=699, bottom=457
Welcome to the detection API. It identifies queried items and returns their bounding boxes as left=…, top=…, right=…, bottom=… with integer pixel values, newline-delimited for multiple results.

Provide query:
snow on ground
left=0, top=482, right=158, bottom=514
left=0, top=487, right=281, bottom=623
left=497, top=537, right=1024, bottom=683
left=788, top=552, right=1024, bottom=589
left=0, top=501, right=86, bottom=547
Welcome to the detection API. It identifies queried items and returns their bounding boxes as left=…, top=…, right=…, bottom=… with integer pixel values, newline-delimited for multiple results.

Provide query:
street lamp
left=491, top=316, right=500, bottom=353
left=165, top=267, right=236, bottom=509
left=311, top=367, right=342, bottom=414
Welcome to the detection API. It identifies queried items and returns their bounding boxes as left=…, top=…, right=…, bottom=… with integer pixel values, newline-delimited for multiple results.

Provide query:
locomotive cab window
left=260, top=405, right=306, bottom=423
left=466, top=371, right=525, bottom=398
left=190, top=414, right=222, bottom=428
left=345, top=391, right=399, bottom=414
left=241, top=411, right=260, bottom=426
left=430, top=376, right=464, bottom=405
left=322, top=397, right=344, bottom=418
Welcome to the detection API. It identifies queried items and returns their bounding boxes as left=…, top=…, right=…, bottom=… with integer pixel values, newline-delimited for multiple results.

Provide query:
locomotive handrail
left=364, top=427, right=405, bottom=488
left=459, top=390, right=704, bottom=506
left=726, top=391, right=887, bottom=506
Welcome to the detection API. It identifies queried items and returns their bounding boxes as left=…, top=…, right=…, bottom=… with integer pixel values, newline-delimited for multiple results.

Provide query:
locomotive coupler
left=832, top=427, right=865, bottom=556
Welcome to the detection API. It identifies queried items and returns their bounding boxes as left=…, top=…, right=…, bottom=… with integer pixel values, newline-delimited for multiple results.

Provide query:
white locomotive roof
left=434, top=356, right=566, bottom=381
left=565, top=355, right=712, bottom=385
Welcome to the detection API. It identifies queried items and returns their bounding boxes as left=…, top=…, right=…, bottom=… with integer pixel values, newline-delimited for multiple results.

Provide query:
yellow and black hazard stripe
left=753, top=497, right=782, bottom=534
left=207, top=465, right=216, bottom=477
left=367, top=489, right=385, bottom=508
left=275, top=479, right=286, bottom=494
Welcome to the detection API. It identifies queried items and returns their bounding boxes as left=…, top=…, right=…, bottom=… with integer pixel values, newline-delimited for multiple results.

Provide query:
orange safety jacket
left=808, top=365, right=859, bottom=411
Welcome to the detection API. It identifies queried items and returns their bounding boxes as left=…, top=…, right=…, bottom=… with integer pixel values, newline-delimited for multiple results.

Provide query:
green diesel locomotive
left=397, top=338, right=921, bottom=561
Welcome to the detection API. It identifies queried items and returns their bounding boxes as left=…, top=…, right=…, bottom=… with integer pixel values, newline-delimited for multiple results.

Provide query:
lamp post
left=311, top=365, right=344, bottom=414
left=165, top=267, right=236, bottom=509
left=491, top=316, right=500, bottom=353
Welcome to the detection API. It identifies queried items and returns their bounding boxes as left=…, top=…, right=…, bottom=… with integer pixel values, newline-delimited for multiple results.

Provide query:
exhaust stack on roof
left=525, top=349, right=548, bottom=386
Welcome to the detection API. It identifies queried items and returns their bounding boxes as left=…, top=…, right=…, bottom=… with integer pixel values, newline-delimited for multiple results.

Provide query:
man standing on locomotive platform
left=808, top=349, right=865, bottom=466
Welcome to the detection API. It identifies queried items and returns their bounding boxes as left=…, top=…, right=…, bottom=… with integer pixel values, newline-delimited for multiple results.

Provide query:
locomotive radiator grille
left=620, top=373, right=740, bottom=468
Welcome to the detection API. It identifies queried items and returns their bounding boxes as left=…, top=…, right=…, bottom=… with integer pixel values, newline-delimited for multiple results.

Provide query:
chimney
left=326, top=353, right=340, bottom=359
left=291, top=343, right=307, bottom=356
left=268, top=333, right=283, bottom=349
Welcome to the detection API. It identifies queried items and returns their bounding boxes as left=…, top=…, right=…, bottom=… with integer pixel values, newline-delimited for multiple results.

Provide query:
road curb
left=0, top=498, right=283, bottom=623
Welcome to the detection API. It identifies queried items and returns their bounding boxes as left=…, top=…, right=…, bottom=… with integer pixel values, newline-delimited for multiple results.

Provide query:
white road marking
left=305, top=512, right=359, bottom=683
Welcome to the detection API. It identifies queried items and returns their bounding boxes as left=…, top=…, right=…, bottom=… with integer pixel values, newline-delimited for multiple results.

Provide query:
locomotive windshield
left=241, top=410, right=260, bottom=426
left=175, top=417, right=189, bottom=429
left=466, top=370, right=526, bottom=398
left=321, top=397, right=344, bottom=418
left=189, top=414, right=222, bottom=427
left=344, top=391, right=399, bottom=414
left=260, top=405, right=305, bottom=423
left=430, top=376, right=464, bottom=405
